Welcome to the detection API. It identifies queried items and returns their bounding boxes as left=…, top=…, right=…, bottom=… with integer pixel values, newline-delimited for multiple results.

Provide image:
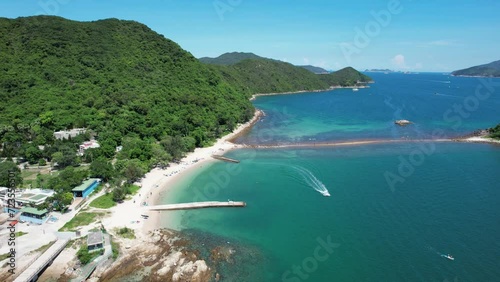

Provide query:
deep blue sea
left=235, top=72, right=500, bottom=144
left=161, top=73, right=500, bottom=281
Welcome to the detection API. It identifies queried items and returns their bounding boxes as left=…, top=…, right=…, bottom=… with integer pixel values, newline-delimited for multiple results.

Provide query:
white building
left=78, top=140, right=100, bottom=155
left=54, top=128, right=86, bottom=140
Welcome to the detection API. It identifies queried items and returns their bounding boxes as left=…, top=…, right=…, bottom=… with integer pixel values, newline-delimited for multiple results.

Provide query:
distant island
left=364, top=69, right=394, bottom=73
left=452, top=60, right=500, bottom=77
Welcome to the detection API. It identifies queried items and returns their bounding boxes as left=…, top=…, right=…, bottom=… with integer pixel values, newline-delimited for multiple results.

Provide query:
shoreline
left=249, top=85, right=370, bottom=101
left=102, top=115, right=499, bottom=238
left=233, top=137, right=500, bottom=149
left=100, top=108, right=262, bottom=239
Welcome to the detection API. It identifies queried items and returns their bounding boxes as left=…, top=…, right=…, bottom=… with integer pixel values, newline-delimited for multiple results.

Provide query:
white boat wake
left=289, top=165, right=330, bottom=197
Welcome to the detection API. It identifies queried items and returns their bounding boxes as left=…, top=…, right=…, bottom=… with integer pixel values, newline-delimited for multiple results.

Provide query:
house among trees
left=20, top=207, right=49, bottom=224
left=53, top=128, right=86, bottom=140
left=72, top=178, right=101, bottom=198
left=87, top=231, right=104, bottom=251
left=78, top=140, right=100, bottom=156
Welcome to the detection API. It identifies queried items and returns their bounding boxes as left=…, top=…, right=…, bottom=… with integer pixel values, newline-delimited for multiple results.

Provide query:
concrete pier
left=147, top=201, right=246, bottom=211
left=211, top=155, right=240, bottom=163
left=14, top=239, right=69, bottom=282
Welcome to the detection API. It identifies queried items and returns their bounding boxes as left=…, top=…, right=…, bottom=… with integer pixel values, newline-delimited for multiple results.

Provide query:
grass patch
left=128, top=185, right=140, bottom=195
left=0, top=252, right=12, bottom=262
left=89, top=193, right=116, bottom=209
left=77, top=243, right=103, bottom=265
left=15, top=231, right=27, bottom=237
left=115, top=227, right=135, bottom=239
left=58, top=212, right=105, bottom=232
left=21, top=169, right=40, bottom=179
left=111, top=238, right=120, bottom=260
left=30, top=241, right=55, bottom=254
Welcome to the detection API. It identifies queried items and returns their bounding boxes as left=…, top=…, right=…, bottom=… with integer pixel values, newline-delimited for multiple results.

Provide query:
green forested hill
left=452, top=60, right=500, bottom=77
left=199, top=52, right=265, bottom=65
left=210, top=60, right=372, bottom=94
left=0, top=15, right=371, bottom=161
left=0, top=16, right=254, bottom=146
left=0, top=16, right=373, bottom=207
left=320, top=67, right=373, bottom=87
left=212, top=59, right=330, bottom=93
left=298, top=65, right=329, bottom=74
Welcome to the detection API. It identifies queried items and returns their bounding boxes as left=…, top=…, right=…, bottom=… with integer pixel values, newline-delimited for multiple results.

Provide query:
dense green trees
left=47, top=167, right=88, bottom=193
left=488, top=124, right=500, bottom=139
left=0, top=16, right=253, bottom=148
left=89, top=158, right=114, bottom=181
left=209, top=60, right=372, bottom=94
left=0, top=16, right=373, bottom=209
left=0, top=161, right=22, bottom=187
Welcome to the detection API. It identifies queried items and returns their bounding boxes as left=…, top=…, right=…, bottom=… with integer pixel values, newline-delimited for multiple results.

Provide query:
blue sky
left=2, top=0, right=499, bottom=71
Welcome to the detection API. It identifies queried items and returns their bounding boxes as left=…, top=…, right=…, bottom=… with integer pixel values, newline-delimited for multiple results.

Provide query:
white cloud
left=391, top=54, right=407, bottom=69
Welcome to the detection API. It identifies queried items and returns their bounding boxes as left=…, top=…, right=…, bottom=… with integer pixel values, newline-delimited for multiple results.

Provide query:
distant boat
left=441, top=254, right=454, bottom=261
left=321, top=190, right=331, bottom=197
left=352, top=88, right=359, bottom=92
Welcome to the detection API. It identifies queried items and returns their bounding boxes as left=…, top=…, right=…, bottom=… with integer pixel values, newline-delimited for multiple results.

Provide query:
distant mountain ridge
left=200, top=52, right=329, bottom=74
left=452, top=60, right=500, bottom=77
left=298, top=65, right=329, bottom=74
left=210, top=58, right=372, bottom=94
left=199, top=52, right=265, bottom=65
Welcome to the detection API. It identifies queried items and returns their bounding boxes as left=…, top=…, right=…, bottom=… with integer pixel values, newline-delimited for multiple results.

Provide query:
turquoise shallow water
left=163, top=143, right=500, bottom=281
left=159, top=73, right=500, bottom=281
left=235, top=73, right=500, bottom=144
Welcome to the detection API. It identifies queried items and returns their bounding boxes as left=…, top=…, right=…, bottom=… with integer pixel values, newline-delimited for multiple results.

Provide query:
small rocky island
left=394, top=120, right=412, bottom=126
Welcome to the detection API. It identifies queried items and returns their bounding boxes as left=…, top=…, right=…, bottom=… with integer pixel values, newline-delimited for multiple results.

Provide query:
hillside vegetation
left=211, top=60, right=372, bottom=94
left=488, top=124, right=500, bottom=139
left=0, top=16, right=372, bottom=210
left=298, top=65, right=329, bottom=74
left=0, top=16, right=254, bottom=147
left=199, top=52, right=265, bottom=65
left=452, top=60, right=500, bottom=77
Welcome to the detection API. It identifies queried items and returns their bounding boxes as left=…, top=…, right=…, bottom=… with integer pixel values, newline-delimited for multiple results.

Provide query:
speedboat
left=321, top=191, right=331, bottom=197
left=442, top=254, right=454, bottom=261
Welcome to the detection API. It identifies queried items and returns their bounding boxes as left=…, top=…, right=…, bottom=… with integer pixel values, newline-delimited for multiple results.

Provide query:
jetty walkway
left=147, top=201, right=246, bottom=211
left=211, top=155, right=240, bottom=163
left=14, top=238, right=69, bottom=282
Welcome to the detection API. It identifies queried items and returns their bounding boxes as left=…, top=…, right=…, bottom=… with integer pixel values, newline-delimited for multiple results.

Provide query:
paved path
left=14, top=238, right=69, bottom=282
left=147, top=201, right=246, bottom=211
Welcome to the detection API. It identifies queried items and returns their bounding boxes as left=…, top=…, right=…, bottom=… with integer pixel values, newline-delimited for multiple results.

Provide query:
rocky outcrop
left=394, top=120, right=412, bottom=126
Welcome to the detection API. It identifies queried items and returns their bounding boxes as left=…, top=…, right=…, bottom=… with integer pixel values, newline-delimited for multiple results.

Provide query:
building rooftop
left=72, top=179, right=99, bottom=192
left=20, top=207, right=48, bottom=216
left=15, top=189, right=55, bottom=205
left=54, top=128, right=86, bottom=140
left=87, top=231, right=104, bottom=246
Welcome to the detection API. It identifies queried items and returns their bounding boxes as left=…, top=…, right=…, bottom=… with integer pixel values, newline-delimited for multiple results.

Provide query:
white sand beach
left=462, top=136, right=500, bottom=144
left=100, top=110, right=262, bottom=238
